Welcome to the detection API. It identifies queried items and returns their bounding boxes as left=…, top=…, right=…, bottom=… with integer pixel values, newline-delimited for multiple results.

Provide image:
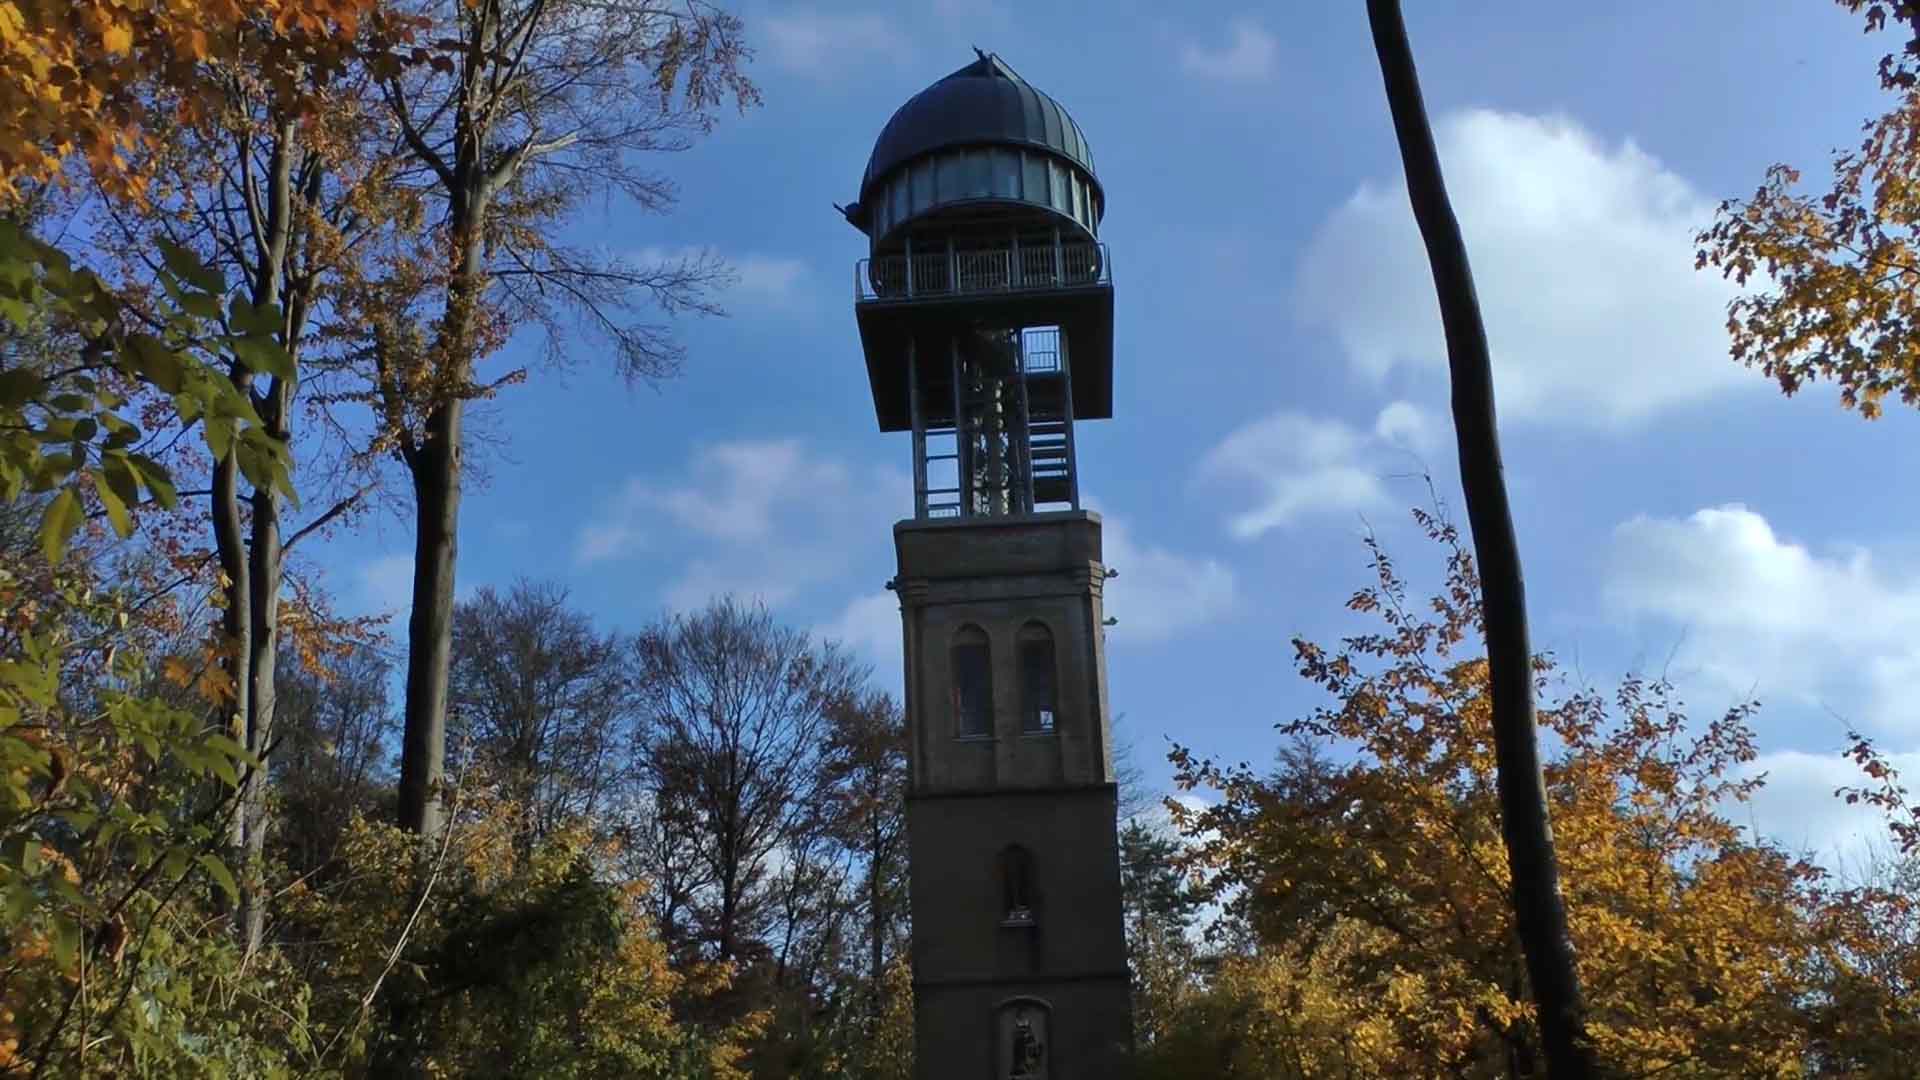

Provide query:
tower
left=841, top=51, right=1130, bottom=1078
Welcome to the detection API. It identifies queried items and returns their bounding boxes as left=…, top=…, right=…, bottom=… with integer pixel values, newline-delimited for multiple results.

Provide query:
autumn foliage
left=1145, top=512, right=1919, bottom=1077
left=1697, top=1, right=1920, bottom=418
left=0, top=0, right=383, bottom=201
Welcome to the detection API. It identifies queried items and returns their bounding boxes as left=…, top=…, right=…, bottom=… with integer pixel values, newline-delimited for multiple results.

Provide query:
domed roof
left=859, top=50, right=1098, bottom=201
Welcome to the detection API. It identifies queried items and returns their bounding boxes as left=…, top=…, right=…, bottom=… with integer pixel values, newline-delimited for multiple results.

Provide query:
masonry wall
left=893, top=511, right=1133, bottom=1078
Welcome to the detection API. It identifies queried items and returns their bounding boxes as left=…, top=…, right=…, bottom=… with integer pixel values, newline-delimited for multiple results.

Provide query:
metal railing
left=856, top=242, right=1110, bottom=302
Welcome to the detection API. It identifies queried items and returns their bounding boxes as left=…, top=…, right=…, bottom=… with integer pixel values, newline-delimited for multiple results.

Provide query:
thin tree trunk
left=397, top=398, right=462, bottom=836
left=396, top=164, right=485, bottom=835
left=867, top=816, right=884, bottom=1024
left=211, top=435, right=251, bottom=855
left=237, top=376, right=288, bottom=952
left=1364, top=2, right=1596, bottom=1075
left=228, top=118, right=298, bottom=953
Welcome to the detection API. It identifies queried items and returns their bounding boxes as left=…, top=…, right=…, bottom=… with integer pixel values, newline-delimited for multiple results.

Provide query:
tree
left=1697, top=2, right=1920, bottom=418
left=448, top=579, right=630, bottom=849
left=631, top=598, right=861, bottom=967
left=1156, top=511, right=1917, bottom=1076
left=271, top=641, right=398, bottom=879
left=368, top=0, right=758, bottom=837
left=1363, top=3, right=1594, bottom=1074
left=818, top=689, right=909, bottom=1030
left=87, top=50, right=417, bottom=953
left=1120, top=817, right=1206, bottom=1046
left=0, top=0, right=375, bottom=201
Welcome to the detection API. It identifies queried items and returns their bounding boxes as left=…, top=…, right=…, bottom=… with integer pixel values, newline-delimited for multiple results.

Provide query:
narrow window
left=1018, top=622, right=1057, bottom=734
left=998, top=844, right=1037, bottom=925
left=952, top=625, right=993, bottom=737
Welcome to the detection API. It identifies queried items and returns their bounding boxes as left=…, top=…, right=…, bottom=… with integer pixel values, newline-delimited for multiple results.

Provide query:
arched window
left=951, top=625, right=993, bottom=737
left=998, top=844, right=1037, bottom=926
left=1018, top=622, right=1057, bottom=735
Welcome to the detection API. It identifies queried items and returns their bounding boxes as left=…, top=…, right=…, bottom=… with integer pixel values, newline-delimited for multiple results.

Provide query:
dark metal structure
left=844, top=49, right=1115, bottom=520
left=847, top=51, right=1132, bottom=1080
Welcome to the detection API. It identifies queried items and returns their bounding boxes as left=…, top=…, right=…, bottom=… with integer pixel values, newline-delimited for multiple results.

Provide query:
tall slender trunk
left=237, top=373, right=289, bottom=952
left=397, top=398, right=461, bottom=836
left=1364, top=2, right=1596, bottom=1075
left=224, top=118, right=299, bottom=954
left=211, top=436, right=251, bottom=854
left=867, top=813, right=884, bottom=1024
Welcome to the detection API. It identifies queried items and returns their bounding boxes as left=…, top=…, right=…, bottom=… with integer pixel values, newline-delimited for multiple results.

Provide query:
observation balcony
left=855, top=242, right=1109, bottom=303
left=851, top=243, right=1114, bottom=433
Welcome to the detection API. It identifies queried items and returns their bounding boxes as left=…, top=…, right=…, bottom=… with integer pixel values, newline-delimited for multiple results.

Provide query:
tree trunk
left=867, top=815, right=884, bottom=1024
left=397, top=398, right=462, bottom=836
left=236, top=375, right=288, bottom=953
left=1364, top=2, right=1596, bottom=1075
left=397, top=168, right=485, bottom=836
left=211, top=438, right=251, bottom=855
left=227, top=120, right=298, bottom=953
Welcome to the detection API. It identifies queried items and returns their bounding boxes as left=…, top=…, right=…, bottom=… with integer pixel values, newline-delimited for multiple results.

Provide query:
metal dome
left=858, top=50, right=1099, bottom=206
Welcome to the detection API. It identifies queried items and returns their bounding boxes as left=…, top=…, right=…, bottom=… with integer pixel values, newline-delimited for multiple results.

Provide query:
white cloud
left=1092, top=507, right=1237, bottom=642
left=354, top=553, right=414, bottom=619
left=730, top=254, right=809, bottom=308
left=631, top=245, right=812, bottom=314
left=1604, top=504, right=1920, bottom=737
left=760, top=11, right=909, bottom=77
left=579, top=438, right=909, bottom=612
left=1179, top=19, right=1277, bottom=83
left=818, top=591, right=903, bottom=684
left=1201, top=402, right=1436, bottom=540
left=1734, top=749, right=1920, bottom=869
left=1374, top=399, right=1443, bottom=455
left=1297, top=110, right=1752, bottom=428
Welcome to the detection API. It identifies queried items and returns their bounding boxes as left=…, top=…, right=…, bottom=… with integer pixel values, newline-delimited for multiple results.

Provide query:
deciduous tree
left=365, top=0, right=758, bottom=837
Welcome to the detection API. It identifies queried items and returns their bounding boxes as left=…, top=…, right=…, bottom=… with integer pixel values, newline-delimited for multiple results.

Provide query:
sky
left=307, top=1, right=1920, bottom=869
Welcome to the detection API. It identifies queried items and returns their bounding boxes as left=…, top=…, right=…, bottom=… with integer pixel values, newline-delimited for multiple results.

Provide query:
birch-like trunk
left=1365, top=2, right=1596, bottom=1073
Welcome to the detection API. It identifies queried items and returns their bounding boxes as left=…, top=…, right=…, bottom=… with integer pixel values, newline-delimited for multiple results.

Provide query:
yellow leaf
left=101, top=20, right=132, bottom=56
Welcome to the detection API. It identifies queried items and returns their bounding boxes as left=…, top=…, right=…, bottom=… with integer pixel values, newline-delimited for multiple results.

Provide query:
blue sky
left=308, top=1, right=1920, bottom=866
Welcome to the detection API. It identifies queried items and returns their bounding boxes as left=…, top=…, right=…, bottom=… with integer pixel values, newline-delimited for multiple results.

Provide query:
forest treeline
left=2, top=0, right=1919, bottom=1076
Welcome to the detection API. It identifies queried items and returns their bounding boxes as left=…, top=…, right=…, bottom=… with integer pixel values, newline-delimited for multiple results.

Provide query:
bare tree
left=366, top=0, right=758, bottom=836
left=631, top=597, right=860, bottom=964
left=1365, top=2, right=1595, bottom=1073
left=819, top=689, right=909, bottom=1027
left=270, top=644, right=399, bottom=878
left=447, top=579, right=630, bottom=846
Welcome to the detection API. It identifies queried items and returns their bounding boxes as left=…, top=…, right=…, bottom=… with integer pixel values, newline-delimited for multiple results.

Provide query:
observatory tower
left=842, top=50, right=1131, bottom=1078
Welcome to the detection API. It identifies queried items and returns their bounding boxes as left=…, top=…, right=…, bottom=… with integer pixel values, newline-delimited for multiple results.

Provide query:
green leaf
left=100, top=451, right=139, bottom=508
left=156, top=237, right=225, bottom=297
left=198, top=853, right=239, bottom=905
left=37, top=487, right=83, bottom=563
left=128, top=334, right=185, bottom=394
left=0, top=367, right=44, bottom=407
left=229, top=295, right=283, bottom=336
left=50, top=914, right=79, bottom=973
left=203, top=732, right=253, bottom=763
left=180, top=290, right=222, bottom=321
left=128, top=454, right=177, bottom=509
left=92, top=470, right=132, bottom=538
left=205, top=414, right=234, bottom=461
left=230, top=334, right=294, bottom=379
left=99, top=411, right=139, bottom=450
